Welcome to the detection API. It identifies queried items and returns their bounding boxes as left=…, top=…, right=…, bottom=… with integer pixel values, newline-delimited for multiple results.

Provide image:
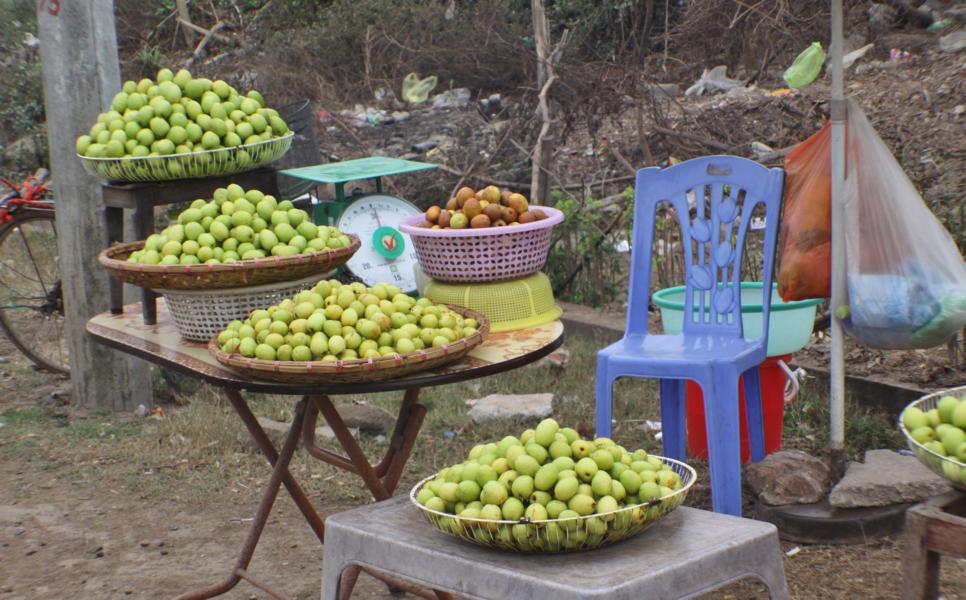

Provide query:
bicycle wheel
left=0, top=209, right=69, bottom=374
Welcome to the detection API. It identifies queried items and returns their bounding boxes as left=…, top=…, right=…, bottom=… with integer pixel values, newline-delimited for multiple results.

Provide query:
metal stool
left=322, top=495, right=789, bottom=600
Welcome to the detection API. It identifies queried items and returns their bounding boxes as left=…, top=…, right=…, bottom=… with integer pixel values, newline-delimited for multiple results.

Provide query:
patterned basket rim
left=398, top=206, right=563, bottom=237
left=409, top=456, right=697, bottom=526
left=156, top=272, right=329, bottom=296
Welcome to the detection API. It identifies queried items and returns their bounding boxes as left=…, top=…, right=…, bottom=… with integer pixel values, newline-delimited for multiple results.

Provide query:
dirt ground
left=2, top=330, right=966, bottom=600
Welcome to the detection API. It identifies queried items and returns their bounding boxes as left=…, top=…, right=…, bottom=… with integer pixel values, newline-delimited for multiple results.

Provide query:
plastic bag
left=401, top=73, right=438, bottom=104
left=784, top=42, right=825, bottom=89
left=839, top=99, right=966, bottom=349
left=777, top=123, right=832, bottom=301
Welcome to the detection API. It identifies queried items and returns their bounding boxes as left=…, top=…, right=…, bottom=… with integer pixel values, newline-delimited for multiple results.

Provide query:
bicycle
left=0, top=169, right=68, bottom=375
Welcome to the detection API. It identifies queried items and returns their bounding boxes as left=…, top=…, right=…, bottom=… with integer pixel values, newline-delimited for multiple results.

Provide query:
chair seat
left=599, top=333, right=766, bottom=378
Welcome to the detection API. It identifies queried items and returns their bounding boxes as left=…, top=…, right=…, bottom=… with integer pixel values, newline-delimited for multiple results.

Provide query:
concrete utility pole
left=37, top=0, right=152, bottom=411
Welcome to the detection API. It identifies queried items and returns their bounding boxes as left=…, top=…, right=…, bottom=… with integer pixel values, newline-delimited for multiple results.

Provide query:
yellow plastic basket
left=423, top=272, right=561, bottom=333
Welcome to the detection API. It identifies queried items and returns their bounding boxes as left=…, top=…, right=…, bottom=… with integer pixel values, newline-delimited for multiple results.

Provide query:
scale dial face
left=336, top=193, right=422, bottom=292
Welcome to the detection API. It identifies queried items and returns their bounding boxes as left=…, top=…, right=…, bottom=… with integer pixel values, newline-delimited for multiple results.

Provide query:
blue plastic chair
left=594, top=156, right=784, bottom=516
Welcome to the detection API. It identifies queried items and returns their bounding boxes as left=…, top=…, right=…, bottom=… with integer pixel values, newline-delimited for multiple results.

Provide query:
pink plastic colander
left=398, top=206, right=564, bottom=283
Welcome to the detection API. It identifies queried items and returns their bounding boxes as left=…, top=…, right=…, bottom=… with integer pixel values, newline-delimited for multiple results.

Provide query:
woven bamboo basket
left=98, top=235, right=360, bottom=291
left=208, top=306, right=489, bottom=383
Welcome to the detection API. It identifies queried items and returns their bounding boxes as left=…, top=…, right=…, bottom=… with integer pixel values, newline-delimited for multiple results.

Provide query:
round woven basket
left=98, top=235, right=360, bottom=291
left=410, top=457, right=696, bottom=553
left=208, top=306, right=489, bottom=383
left=77, top=133, right=293, bottom=183
left=397, top=206, right=564, bottom=283
left=159, top=274, right=329, bottom=342
left=899, top=385, right=966, bottom=491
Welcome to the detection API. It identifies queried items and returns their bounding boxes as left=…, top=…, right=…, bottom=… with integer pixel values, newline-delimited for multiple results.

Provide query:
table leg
left=174, top=398, right=308, bottom=600
left=103, top=206, right=124, bottom=314
left=902, top=503, right=941, bottom=600
left=133, top=200, right=158, bottom=325
left=226, top=390, right=325, bottom=544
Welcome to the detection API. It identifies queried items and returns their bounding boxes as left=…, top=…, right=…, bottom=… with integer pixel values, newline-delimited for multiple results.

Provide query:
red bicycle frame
left=1, top=174, right=52, bottom=225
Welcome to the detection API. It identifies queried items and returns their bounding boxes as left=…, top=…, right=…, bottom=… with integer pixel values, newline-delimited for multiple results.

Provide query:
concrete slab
left=829, top=449, right=952, bottom=508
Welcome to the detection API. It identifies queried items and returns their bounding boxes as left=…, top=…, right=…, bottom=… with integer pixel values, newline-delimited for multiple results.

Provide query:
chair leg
left=595, top=358, right=614, bottom=438
left=659, top=379, right=686, bottom=461
left=700, top=368, right=744, bottom=517
left=742, top=367, right=766, bottom=463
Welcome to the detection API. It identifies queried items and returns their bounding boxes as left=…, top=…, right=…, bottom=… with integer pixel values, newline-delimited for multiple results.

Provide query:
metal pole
left=829, top=0, right=847, bottom=459
left=37, top=0, right=152, bottom=411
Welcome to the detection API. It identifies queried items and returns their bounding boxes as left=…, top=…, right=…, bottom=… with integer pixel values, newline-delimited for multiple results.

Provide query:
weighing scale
left=280, top=157, right=436, bottom=293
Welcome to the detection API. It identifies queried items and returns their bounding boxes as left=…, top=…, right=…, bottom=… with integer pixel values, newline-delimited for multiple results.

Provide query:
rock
left=2, top=134, right=40, bottom=168
left=134, top=404, right=150, bottom=418
left=829, top=449, right=952, bottom=508
left=335, top=403, right=395, bottom=434
left=237, top=416, right=357, bottom=450
left=939, top=29, right=966, bottom=52
left=743, top=450, right=831, bottom=506
left=466, top=393, right=554, bottom=422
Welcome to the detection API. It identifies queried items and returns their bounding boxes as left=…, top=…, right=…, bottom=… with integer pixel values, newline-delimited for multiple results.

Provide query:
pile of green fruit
left=902, top=394, right=966, bottom=484
left=413, top=418, right=689, bottom=552
left=126, top=184, right=351, bottom=265
left=75, top=67, right=289, bottom=177
left=215, top=280, right=480, bottom=362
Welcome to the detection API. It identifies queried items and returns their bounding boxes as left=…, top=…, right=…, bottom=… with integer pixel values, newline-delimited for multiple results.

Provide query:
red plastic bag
left=777, top=123, right=831, bottom=301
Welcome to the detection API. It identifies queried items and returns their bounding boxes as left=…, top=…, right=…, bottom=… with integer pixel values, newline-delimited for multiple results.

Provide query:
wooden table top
left=87, top=299, right=565, bottom=395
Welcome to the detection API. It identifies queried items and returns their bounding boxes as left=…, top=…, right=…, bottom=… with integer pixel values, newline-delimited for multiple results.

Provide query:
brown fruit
left=494, top=219, right=507, bottom=227
left=455, top=187, right=476, bottom=204
left=481, top=185, right=502, bottom=204
left=418, top=220, right=434, bottom=228
left=500, top=189, right=513, bottom=205
left=507, top=193, right=529, bottom=214
left=463, top=198, right=482, bottom=219
left=470, top=214, right=491, bottom=228
left=483, top=204, right=502, bottom=222
left=518, top=211, right=536, bottom=224
left=438, top=210, right=452, bottom=228
left=501, top=206, right=518, bottom=223
left=445, top=197, right=460, bottom=211
left=426, top=206, right=441, bottom=223
left=531, top=209, right=548, bottom=220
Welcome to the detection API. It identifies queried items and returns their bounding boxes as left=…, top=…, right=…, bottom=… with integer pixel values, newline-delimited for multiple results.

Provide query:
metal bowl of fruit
left=899, top=385, right=966, bottom=491
left=78, top=133, right=293, bottom=183
left=410, top=422, right=696, bottom=553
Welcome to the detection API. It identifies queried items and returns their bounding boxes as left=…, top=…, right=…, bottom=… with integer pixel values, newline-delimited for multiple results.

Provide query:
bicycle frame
left=1, top=172, right=53, bottom=225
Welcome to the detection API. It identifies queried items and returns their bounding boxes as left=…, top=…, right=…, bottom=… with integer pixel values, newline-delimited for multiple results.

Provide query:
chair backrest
left=625, top=156, right=784, bottom=344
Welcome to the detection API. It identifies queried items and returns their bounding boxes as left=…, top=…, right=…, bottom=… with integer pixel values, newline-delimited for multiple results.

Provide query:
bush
left=0, top=1, right=45, bottom=150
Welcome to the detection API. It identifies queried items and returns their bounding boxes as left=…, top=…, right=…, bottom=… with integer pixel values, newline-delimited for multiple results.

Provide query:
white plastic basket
left=158, top=273, right=328, bottom=342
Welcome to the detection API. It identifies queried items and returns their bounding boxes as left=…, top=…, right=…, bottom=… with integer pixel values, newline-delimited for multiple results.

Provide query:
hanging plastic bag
left=839, top=99, right=966, bottom=349
left=777, top=123, right=832, bottom=302
left=784, top=42, right=825, bottom=89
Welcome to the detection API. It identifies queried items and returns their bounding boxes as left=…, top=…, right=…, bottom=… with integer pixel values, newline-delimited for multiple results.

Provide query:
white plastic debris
left=685, top=66, right=746, bottom=97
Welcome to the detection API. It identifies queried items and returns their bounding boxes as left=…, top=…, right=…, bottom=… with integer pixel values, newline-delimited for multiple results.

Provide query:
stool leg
left=595, top=357, right=614, bottom=437
left=902, top=507, right=940, bottom=600
left=659, top=378, right=686, bottom=461
left=133, top=201, right=157, bottom=324
left=104, top=206, right=124, bottom=314
left=701, top=367, right=743, bottom=516
left=742, top=366, right=766, bottom=463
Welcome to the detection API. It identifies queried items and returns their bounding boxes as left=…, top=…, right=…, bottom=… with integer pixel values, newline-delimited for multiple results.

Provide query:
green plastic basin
left=652, top=282, right=821, bottom=357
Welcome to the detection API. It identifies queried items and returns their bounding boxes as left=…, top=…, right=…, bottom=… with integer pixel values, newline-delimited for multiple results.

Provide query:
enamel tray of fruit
left=411, top=419, right=696, bottom=553
left=208, top=280, right=490, bottom=383
left=76, top=67, right=293, bottom=182
left=98, top=184, right=360, bottom=290
left=899, top=385, right=966, bottom=491
left=398, top=186, right=564, bottom=284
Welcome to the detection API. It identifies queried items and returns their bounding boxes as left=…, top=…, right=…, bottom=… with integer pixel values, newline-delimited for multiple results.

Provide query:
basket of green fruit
left=899, top=385, right=966, bottom=491
left=97, top=184, right=359, bottom=290
left=410, top=419, right=696, bottom=553
left=76, top=67, right=293, bottom=182
left=208, top=280, right=489, bottom=383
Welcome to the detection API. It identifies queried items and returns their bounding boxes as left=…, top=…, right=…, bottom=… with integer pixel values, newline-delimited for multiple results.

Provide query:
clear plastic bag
left=839, top=100, right=966, bottom=349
